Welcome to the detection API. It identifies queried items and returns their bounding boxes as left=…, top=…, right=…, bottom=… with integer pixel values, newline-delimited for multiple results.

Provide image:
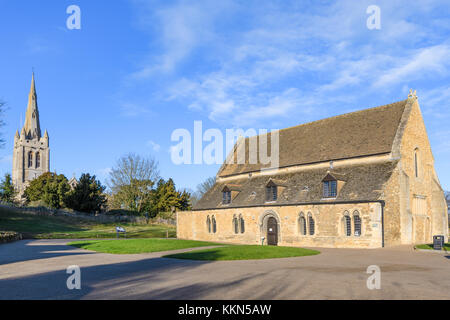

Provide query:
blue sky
left=0, top=0, right=449, bottom=192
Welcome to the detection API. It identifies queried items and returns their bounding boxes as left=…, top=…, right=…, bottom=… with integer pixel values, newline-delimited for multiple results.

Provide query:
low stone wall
left=0, top=204, right=177, bottom=225
left=0, top=231, right=22, bottom=244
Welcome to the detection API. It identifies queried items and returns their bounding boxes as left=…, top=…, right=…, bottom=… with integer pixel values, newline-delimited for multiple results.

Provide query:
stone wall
left=178, top=202, right=382, bottom=248
left=392, top=98, right=449, bottom=244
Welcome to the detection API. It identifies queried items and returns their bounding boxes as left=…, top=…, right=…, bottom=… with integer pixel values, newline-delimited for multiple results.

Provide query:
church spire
left=23, top=72, right=41, bottom=139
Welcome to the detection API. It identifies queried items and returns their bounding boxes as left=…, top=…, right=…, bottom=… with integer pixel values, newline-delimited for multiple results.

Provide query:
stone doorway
left=267, top=217, right=278, bottom=246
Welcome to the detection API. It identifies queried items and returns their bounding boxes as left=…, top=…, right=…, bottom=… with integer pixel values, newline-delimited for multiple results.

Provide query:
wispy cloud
left=119, top=102, right=154, bottom=117
left=125, top=0, right=450, bottom=127
left=147, top=140, right=161, bottom=152
left=373, top=44, right=450, bottom=88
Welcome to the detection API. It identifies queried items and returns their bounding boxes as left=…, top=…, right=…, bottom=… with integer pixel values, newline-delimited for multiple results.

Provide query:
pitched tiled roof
left=194, top=162, right=397, bottom=210
left=218, top=100, right=407, bottom=177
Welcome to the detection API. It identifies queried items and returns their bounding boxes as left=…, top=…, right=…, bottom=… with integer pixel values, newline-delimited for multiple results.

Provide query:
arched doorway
left=267, top=217, right=278, bottom=246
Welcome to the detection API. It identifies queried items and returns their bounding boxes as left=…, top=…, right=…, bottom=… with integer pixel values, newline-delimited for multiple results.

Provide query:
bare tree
left=197, top=176, right=216, bottom=196
left=191, top=176, right=216, bottom=206
left=107, top=153, right=160, bottom=212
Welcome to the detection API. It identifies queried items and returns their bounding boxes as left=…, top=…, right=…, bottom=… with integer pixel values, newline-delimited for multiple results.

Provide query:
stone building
left=177, top=92, right=449, bottom=248
left=12, top=73, right=50, bottom=194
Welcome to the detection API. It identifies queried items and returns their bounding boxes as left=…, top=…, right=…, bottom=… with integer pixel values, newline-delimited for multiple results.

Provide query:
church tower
left=12, top=73, right=50, bottom=194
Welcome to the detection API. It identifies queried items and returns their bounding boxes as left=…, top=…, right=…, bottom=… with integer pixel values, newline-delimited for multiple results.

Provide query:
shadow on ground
left=0, top=240, right=95, bottom=265
left=0, top=252, right=267, bottom=300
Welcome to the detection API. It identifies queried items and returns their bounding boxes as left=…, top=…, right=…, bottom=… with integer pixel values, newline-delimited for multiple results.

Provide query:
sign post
left=116, top=227, right=126, bottom=239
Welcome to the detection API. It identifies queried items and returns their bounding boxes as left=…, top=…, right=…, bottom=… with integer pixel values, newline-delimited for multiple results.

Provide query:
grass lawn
left=0, top=206, right=176, bottom=239
left=68, top=239, right=221, bottom=254
left=415, top=243, right=450, bottom=251
left=163, top=245, right=320, bottom=261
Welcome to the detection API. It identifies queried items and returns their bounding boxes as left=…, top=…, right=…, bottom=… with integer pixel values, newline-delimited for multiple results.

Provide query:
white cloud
left=126, top=0, right=450, bottom=127
left=120, top=102, right=154, bottom=117
left=373, top=45, right=450, bottom=88
left=147, top=140, right=161, bottom=152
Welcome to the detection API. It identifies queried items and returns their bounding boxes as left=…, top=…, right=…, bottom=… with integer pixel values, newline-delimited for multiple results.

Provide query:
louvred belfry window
left=36, top=152, right=41, bottom=168
left=28, top=151, right=33, bottom=168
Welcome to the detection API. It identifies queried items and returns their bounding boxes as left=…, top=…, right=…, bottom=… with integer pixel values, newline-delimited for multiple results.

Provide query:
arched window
left=206, top=216, right=211, bottom=233
left=28, top=151, right=33, bottom=168
left=212, top=216, right=217, bottom=233
left=298, top=213, right=307, bottom=235
left=233, top=215, right=238, bottom=234
left=414, top=148, right=420, bottom=178
left=353, top=211, right=361, bottom=237
left=344, top=211, right=351, bottom=236
left=239, top=214, right=245, bottom=234
left=35, top=152, right=41, bottom=168
left=308, top=213, right=315, bottom=235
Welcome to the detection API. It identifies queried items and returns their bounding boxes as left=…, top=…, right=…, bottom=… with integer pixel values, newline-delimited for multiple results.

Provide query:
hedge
left=0, top=231, right=22, bottom=244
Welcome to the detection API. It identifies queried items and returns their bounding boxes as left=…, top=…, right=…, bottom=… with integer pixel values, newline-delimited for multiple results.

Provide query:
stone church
left=12, top=73, right=50, bottom=194
left=177, top=92, right=449, bottom=248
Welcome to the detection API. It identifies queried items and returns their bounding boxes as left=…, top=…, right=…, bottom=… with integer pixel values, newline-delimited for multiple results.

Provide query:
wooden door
left=267, top=217, right=278, bottom=246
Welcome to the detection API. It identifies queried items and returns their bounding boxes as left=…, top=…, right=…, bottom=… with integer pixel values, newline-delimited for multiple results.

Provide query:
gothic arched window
left=308, top=213, right=315, bottom=236
left=239, top=214, right=245, bottom=234
left=36, top=152, right=41, bottom=168
left=212, top=216, right=217, bottom=233
left=28, top=151, right=33, bottom=168
left=344, top=211, right=351, bottom=236
left=353, top=211, right=362, bottom=237
left=233, top=215, right=238, bottom=234
left=206, top=216, right=211, bottom=233
left=299, top=213, right=307, bottom=235
left=414, top=148, right=420, bottom=178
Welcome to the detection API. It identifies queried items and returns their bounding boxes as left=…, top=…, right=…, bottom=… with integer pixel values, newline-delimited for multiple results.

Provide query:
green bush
left=0, top=231, right=22, bottom=243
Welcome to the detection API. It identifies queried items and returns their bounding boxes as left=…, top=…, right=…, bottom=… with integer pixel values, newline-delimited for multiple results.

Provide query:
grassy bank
left=164, top=245, right=320, bottom=261
left=415, top=243, right=450, bottom=251
left=68, top=239, right=220, bottom=254
left=0, top=206, right=175, bottom=239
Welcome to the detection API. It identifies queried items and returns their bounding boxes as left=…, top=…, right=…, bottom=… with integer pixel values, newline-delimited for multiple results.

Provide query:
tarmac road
left=0, top=239, right=449, bottom=300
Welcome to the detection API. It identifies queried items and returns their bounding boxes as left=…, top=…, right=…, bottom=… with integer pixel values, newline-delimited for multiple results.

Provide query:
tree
left=191, top=176, right=216, bottom=206
left=178, top=189, right=192, bottom=211
left=197, top=176, right=216, bottom=196
left=147, top=178, right=191, bottom=217
left=24, top=172, right=70, bottom=209
left=108, top=153, right=160, bottom=213
left=65, top=173, right=107, bottom=213
left=0, top=173, right=16, bottom=203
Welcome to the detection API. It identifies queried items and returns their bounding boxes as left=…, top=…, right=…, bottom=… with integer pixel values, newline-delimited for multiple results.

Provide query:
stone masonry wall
left=177, top=202, right=382, bottom=248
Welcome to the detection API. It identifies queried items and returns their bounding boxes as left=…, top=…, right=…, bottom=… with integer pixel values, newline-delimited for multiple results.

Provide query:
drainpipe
left=380, top=200, right=385, bottom=248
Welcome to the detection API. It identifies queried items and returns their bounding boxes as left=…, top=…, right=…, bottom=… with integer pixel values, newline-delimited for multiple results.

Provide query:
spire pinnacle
left=23, top=72, right=41, bottom=139
left=408, top=89, right=418, bottom=99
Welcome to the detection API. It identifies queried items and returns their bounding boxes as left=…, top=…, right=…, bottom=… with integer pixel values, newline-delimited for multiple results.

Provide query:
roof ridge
left=277, top=99, right=408, bottom=134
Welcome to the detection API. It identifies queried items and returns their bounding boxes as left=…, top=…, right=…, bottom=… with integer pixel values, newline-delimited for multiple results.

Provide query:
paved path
left=0, top=240, right=449, bottom=300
